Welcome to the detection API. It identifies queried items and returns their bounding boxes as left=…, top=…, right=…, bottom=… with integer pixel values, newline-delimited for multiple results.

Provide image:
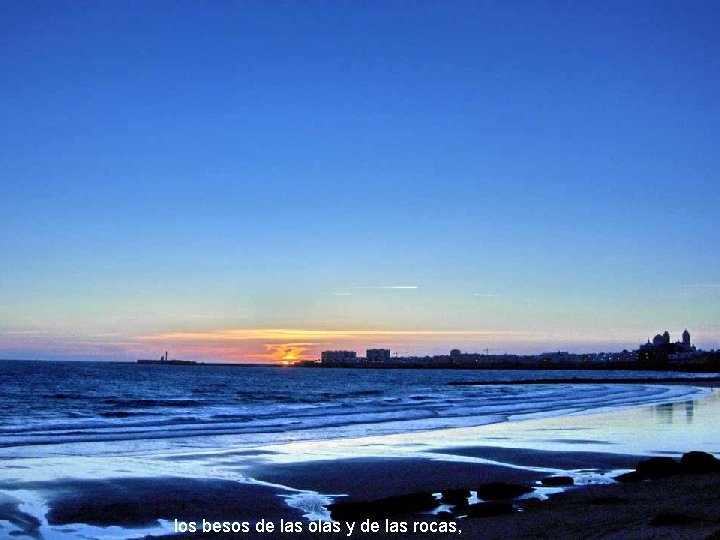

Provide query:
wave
left=0, top=382, right=708, bottom=450
left=102, top=398, right=203, bottom=408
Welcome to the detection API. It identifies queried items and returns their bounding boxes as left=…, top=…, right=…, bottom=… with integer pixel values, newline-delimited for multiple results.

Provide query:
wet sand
left=429, top=445, right=644, bottom=470
left=250, top=457, right=546, bottom=501
left=4, top=450, right=719, bottom=540
left=235, top=456, right=720, bottom=539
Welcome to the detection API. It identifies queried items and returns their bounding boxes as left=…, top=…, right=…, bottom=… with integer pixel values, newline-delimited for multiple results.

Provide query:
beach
left=1, top=362, right=719, bottom=539
left=13, top=451, right=720, bottom=539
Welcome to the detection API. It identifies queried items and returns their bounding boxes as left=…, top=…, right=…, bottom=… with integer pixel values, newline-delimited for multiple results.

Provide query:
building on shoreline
left=366, top=349, right=391, bottom=363
left=137, top=351, right=201, bottom=366
left=639, top=329, right=700, bottom=366
left=312, top=329, right=718, bottom=370
left=320, top=350, right=357, bottom=364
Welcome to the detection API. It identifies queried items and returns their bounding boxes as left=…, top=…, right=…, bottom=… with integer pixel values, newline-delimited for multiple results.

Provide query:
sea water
left=0, top=360, right=711, bottom=458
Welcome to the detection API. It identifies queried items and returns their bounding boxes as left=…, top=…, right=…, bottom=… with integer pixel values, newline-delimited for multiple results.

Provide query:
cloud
left=249, top=342, right=319, bottom=362
left=332, top=285, right=418, bottom=295
left=0, top=330, right=54, bottom=336
left=351, top=285, right=418, bottom=289
left=334, top=285, right=419, bottom=290
left=139, top=328, right=532, bottom=342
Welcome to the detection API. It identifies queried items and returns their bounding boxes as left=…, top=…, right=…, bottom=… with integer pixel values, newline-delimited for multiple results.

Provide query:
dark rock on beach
left=440, top=488, right=471, bottom=506
left=635, top=456, right=682, bottom=478
left=476, top=482, right=534, bottom=501
left=614, top=471, right=646, bottom=483
left=327, top=492, right=439, bottom=521
left=615, top=452, right=720, bottom=484
left=541, top=476, right=574, bottom=487
left=680, top=451, right=720, bottom=473
left=464, top=502, right=517, bottom=518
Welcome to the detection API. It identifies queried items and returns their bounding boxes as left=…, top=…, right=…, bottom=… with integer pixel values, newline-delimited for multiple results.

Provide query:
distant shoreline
left=291, top=362, right=720, bottom=374
left=448, top=376, right=720, bottom=386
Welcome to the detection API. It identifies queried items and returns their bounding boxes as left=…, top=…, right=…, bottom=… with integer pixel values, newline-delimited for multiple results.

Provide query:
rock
left=614, top=471, right=645, bottom=483
left=476, top=482, right=534, bottom=501
left=464, top=502, right=516, bottom=518
left=635, top=457, right=681, bottom=478
left=680, top=451, right=720, bottom=473
left=650, top=512, right=695, bottom=526
left=440, top=489, right=470, bottom=506
left=327, top=492, right=439, bottom=521
left=541, top=476, right=574, bottom=487
left=615, top=457, right=681, bottom=482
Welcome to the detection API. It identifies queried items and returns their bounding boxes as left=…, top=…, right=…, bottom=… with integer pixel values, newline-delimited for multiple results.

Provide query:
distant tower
left=683, top=329, right=691, bottom=347
left=165, top=350, right=168, bottom=361
left=662, top=331, right=670, bottom=344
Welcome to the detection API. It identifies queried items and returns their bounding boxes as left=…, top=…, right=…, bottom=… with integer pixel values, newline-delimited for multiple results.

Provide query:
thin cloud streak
left=139, top=328, right=535, bottom=343
left=347, top=286, right=418, bottom=290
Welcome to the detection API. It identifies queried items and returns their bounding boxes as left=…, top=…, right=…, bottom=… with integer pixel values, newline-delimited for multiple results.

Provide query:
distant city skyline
left=1, top=1, right=719, bottom=363
left=1, top=326, right=716, bottom=364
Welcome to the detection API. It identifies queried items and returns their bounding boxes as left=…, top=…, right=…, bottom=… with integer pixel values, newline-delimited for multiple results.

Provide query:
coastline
left=1, top=379, right=719, bottom=539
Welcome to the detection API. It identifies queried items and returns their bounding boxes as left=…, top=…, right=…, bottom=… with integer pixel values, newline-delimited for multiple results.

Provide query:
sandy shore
left=7, top=450, right=718, bottom=539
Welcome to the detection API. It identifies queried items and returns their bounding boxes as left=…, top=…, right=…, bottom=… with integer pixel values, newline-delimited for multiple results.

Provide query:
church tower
left=682, top=329, right=691, bottom=347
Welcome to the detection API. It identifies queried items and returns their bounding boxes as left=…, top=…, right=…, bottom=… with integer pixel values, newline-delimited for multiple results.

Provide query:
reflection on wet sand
left=408, top=388, right=720, bottom=458
left=652, top=397, right=697, bottom=426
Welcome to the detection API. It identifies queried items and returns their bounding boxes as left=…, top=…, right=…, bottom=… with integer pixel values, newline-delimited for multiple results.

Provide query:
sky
left=1, top=1, right=719, bottom=363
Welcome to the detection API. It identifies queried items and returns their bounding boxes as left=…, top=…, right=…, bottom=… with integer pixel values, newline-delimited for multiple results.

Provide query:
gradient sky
left=2, top=1, right=719, bottom=362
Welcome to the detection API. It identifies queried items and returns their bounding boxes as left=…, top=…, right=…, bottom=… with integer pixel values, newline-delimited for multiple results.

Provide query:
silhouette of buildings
left=313, top=329, right=714, bottom=370
left=366, top=349, right=391, bottom=363
left=321, top=350, right=357, bottom=364
left=137, top=351, right=200, bottom=365
left=639, top=329, right=698, bottom=366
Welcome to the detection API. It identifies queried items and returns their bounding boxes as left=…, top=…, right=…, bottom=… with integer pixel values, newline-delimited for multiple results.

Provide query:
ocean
left=0, top=360, right=710, bottom=458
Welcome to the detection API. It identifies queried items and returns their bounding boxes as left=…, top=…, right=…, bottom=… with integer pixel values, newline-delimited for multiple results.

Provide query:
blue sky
left=1, top=1, right=719, bottom=361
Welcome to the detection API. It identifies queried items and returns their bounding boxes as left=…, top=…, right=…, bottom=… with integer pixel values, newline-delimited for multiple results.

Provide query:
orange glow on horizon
left=138, top=328, right=531, bottom=342
left=133, top=327, right=540, bottom=365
